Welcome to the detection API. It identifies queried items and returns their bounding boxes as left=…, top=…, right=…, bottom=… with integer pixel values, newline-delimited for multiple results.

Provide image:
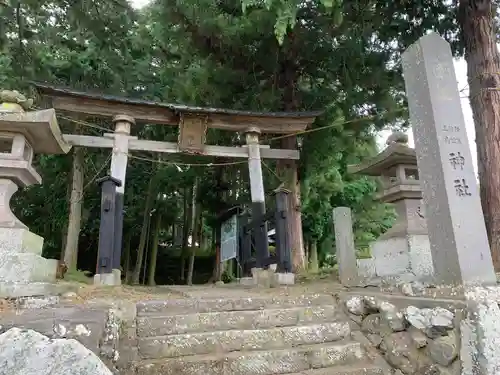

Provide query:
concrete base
left=94, top=272, right=120, bottom=286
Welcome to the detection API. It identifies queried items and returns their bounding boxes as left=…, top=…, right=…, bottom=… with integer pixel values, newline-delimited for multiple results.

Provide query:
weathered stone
left=409, top=327, right=428, bottom=348
left=403, top=306, right=429, bottom=331
left=363, top=296, right=380, bottom=312
left=333, top=207, right=359, bottom=286
left=0, top=305, right=108, bottom=354
left=401, top=282, right=425, bottom=297
left=138, top=321, right=351, bottom=358
left=463, top=296, right=500, bottom=375
left=0, top=327, right=112, bottom=374
left=418, top=364, right=440, bottom=375
left=135, top=341, right=365, bottom=375
left=361, top=314, right=392, bottom=338
left=346, top=296, right=366, bottom=316
left=367, top=333, right=383, bottom=347
left=379, top=301, right=405, bottom=332
left=348, top=313, right=363, bottom=325
left=428, top=308, right=454, bottom=330
left=403, top=33, right=496, bottom=285
left=381, top=331, right=432, bottom=374
left=137, top=305, right=339, bottom=336
left=427, top=331, right=459, bottom=366
left=435, top=359, right=460, bottom=375
left=403, top=306, right=453, bottom=339
left=136, top=294, right=336, bottom=315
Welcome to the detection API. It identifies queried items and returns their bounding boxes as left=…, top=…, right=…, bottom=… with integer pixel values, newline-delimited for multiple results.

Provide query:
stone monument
left=0, top=90, right=71, bottom=297
left=402, top=33, right=496, bottom=286
left=348, top=131, right=433, bottom=282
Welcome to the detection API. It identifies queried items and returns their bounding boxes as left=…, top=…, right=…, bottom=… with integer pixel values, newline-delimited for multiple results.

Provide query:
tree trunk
left=132, top=171, right=157, bottom=284
left=459, top=0, right=500, bottom=270
left=180, top=186, right=192, bottom=281
left=123, top=233, right=132, bottom=284
left=187, top=178, right=199, bottom=286
left=277, top=136, right=305, bottom=272
left=62, top=146, right=84, bottom=271
left=309, top=240, right=319, bottom=273
left=148, top=212, right=162, bottom=286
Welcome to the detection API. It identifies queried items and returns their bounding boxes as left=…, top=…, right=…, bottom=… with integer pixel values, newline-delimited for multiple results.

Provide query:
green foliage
left=0, top=0, right=461, bottom=280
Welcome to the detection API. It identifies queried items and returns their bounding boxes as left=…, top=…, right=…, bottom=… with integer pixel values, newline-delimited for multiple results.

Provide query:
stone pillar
left=0, top=90, right=70, bottom=297
left=245, top=127, right=269, bottom=267
left=333, top=207, right=359, bottom=286
left=110, top=115, right=133, bottom=278
left=402, top=33, right=496, bottom=285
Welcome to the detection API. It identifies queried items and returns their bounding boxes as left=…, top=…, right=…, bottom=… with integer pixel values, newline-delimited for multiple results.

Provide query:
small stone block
left=112, top=269, right=122, bottom=286
left=253, top=269, right=272, bottom=288
left=273, top=272, right=295, bottom=285
left=94, top=273, right=119, bottom=286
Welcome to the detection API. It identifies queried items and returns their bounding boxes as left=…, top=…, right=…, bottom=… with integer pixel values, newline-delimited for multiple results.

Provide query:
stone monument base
left=370, top=234, right=433, bottom=281
left=0, top=228, right=60, bottom=297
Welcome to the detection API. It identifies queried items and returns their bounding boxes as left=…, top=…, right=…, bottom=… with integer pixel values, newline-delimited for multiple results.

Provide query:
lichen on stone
left=0, top=90, right=34, bottom=110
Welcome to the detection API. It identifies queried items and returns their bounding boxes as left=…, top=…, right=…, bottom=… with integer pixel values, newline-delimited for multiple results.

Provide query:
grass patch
left=64, top=269, right=93, bottom=284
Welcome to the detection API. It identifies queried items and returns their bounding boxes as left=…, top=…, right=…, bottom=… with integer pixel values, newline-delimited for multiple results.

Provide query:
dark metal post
left=113, top=193, right=125, bottom=270
left=274, top=187, right=292, bottom=273
left=96, top=176, right=122, bottom=274
left=238, top=211, right=252, bottom=276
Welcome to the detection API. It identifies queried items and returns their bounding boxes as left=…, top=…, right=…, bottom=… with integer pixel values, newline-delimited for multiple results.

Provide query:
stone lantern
left=348, top=132, right=433, bottom=281
left=0, top=90, right=70, bottom=297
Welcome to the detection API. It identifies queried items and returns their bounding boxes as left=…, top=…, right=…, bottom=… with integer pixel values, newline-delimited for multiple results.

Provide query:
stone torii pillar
left=245, top=126, right=269, bottom=267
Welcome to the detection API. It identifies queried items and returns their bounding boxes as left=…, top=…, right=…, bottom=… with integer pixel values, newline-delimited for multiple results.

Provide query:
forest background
left=0, top=0, right=495, bottom=284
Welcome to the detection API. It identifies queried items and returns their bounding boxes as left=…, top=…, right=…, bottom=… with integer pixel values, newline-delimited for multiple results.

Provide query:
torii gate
left=34, top=83, right=321, bottom=283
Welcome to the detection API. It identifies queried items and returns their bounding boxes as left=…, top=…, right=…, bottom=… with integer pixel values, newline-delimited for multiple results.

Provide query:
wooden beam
left=63, top=134, right=113, bottom=148
left=52, top=96, right=178, bottom=125
left=209, top=113, right=311, bottom=134
left=62, top=134, right=300, bottom=160
left=48, top=95, right=314, bottom=134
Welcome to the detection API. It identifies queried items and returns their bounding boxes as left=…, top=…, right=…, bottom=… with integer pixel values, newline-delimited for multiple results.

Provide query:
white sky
left=378, top=59, right=478, bottom=174
left=128, top=0, right=478, bottom=174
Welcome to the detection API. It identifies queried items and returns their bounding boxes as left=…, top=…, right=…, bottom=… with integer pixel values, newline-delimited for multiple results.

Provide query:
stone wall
left=344, top=295, right=460, bottom=375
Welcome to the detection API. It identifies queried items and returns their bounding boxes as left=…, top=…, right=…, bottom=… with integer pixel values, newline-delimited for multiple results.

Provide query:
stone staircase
left=132, top=293, right=390, bottom=375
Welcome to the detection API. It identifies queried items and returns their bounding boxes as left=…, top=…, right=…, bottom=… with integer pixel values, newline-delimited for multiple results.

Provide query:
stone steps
left=138, top=321, right=351, bottom=359
left=137, top=305, right=341, bottom=336
left=294, top=364, right=386, bottom=375
left=136, top=294, right=336, bottom=316
left=134, top=340, right=368, bottom=375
